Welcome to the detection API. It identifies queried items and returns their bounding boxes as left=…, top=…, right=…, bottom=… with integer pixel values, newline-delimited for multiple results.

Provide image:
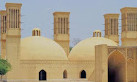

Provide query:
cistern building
left=0, top=3, right=137, bottom=82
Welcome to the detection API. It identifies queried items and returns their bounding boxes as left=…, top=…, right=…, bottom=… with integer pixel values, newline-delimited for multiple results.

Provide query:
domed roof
left=68, top=37, right=118, bottom=61
left=94, top=30, right=101, bottom=32
left=32, top=28, right=40, bottom=30
left=32, top=28, right=41, bottom=36
left=20, top=36, right=68, bottom=60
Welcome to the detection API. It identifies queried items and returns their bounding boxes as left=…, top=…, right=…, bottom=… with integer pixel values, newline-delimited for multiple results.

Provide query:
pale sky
left=0, top=0, right=137, bottom=46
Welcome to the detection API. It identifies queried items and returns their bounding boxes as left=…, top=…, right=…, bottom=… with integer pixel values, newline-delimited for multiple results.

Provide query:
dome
left=32, top=28, right=40, bottom=30
left=68, top=37, right=118, bottom=61
left=94, top=30, right=101, bottom=32
left=20, top=36, right=68, bottom=60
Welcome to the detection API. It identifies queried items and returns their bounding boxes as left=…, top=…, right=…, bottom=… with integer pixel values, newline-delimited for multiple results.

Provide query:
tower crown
left=32, top=28, right=41, bottom=36
left=5, top=3, right=22, bottom=8
left=5, top=3, right=22, bottom=37
left=0, top=10, right=6, bottom=14
left=104, top=14, right=119, bottom=18
left=53, top=12, right=70, bottom=16
left=0, top=10, right=7, bottom=34
left=53, top=12, right=70, bottom=35
left=93, top=30, right=101, bottom=37
left=0, top=10, right=7, bottom=59
left=53, top=12, right=70, bottom=56
left=120, top=7, right=137, bottom=46
left=120, top=7, right=137, bottom=13
left=104, top=13, right=119, bottom=44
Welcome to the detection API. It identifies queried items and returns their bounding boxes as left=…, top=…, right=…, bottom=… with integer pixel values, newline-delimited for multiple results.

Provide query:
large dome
left=68, top=37, right=118, bottom=61
left=20, top=36, right=68, bottom=60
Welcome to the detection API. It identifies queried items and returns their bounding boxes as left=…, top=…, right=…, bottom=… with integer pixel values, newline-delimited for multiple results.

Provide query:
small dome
left=93, top=30, right=101, bottom=37
left=32, top=28, right=41, bottom=36
left=94, top=30, right=101, bottom=32
left=33, top=28, right=40, bottom=30
left=68, top=37, right=118, bottom=61
left=20, top=36, right=68, bottom=60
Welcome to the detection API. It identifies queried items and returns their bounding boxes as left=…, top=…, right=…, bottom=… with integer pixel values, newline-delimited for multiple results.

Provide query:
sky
left=0, top=0, right=137, bottom=47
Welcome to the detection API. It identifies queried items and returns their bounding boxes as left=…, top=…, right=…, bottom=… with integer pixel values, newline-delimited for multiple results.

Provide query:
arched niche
left=39, top=70, right=47, bottom=80
left=80, top=70, right=86, bottom=79
left=63, top=70, right=67, bottom=79
left=108, top=51, right=126, bottom=82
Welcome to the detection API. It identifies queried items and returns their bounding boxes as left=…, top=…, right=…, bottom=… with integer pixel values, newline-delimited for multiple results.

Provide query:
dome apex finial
left=32, top=28, right=41, bottom=36
left=93, top=30, right=101, bottom=37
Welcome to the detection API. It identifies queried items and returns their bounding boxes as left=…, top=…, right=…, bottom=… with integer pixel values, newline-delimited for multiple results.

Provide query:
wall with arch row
left=18, top=60, right=94, bottom=81
left=38, top=69, right=87, bottom=81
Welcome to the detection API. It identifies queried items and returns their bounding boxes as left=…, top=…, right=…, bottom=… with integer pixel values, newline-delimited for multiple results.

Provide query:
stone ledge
left=3, top=79, right=93, bottom=82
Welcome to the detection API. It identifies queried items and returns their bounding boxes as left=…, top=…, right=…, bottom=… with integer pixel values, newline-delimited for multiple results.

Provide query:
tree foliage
left=0, top=59, right=11, bottom=78
left=69, top=47, right=73, bottom=52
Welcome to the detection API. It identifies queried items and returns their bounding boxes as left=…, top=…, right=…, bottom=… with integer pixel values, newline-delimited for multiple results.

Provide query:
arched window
left=80, top=70, right=86, bottom=78
left=39, top=70, right=46, bottom=80
left=95, top=32, right=97, bottom=37
left=63, top=70, right=67, bottom=79
left=97, top=32, right=99, bottom=37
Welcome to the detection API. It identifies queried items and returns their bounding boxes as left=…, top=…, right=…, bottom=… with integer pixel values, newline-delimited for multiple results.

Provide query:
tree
left=69, top=47, right=73, bottom=52
left=0, top=59, right=11, bottom=81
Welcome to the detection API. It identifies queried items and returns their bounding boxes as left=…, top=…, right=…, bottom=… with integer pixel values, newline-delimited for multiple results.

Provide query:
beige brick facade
left=0, top=2, right=137, bottom=82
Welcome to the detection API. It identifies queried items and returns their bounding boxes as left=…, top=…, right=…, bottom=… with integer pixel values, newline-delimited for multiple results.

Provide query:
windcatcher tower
left=121, top=7, right=137, bottom=46
left=104, top=14, right=119, bottom=44
left=5, top=3, right=22, bottom=79
left=0, top=10, right=7, bottom=59
left=53, top=12, right=70, bottom=56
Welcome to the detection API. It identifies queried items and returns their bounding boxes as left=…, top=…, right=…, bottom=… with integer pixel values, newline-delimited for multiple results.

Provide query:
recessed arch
left=108, top=51, right=126, bottom=82
left=63, top=70, right=67, bottom=79
left=39, top=70, right=46, bottom=80
left=108, top=50, right=125, bottom=58
left=80, top=70, right=86, bottom=78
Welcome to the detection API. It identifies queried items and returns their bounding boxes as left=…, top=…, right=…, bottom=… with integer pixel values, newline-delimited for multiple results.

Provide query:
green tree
left=0, top=59, right=11, bottom=81
left=69, top=47, right=73, bottom=52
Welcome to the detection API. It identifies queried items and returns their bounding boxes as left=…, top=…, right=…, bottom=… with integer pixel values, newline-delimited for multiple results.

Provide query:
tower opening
left=39, top=70, right=46, bottom=80
left=108, top=53, right=126, bottom=82
left=80, top=70, right=86, bottom=78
